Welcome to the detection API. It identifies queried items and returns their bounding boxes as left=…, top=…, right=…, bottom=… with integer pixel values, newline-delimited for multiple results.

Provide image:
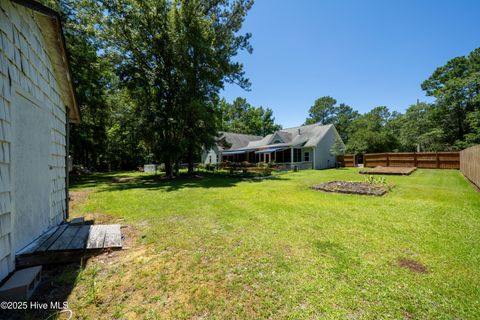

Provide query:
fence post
left=414, top=152, right=417, bottom=167
left=386, top=153, right=390, bottom=167
left=436, top=152, right=439, bottom=169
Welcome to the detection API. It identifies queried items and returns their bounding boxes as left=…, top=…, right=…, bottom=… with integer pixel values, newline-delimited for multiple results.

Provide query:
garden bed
left=359, top=166, right=416, bottom=175
left=310, top=181, right=389, bottom=196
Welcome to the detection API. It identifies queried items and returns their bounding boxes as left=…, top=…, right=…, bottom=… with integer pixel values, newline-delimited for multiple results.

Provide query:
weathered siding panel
left=0, top=1, right=13, bottom=280
left=0, top=0, right=67, bottom=281
left=313, top=126, right=339, bottom=169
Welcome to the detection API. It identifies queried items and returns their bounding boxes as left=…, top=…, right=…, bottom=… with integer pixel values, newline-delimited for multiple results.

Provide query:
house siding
left=202, top=146, right=220, bottom=164
left=313, top=127, right=338, bottom=169
left=0, top=0, right=67, bottom=281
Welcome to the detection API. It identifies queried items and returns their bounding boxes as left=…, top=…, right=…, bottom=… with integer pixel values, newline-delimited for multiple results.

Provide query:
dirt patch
left=310, top=181, right=388, bottom=196
left=111, top=176, right=139, bottom=184
left=69, top=190, right=93, bottom=216
left=69, top=191, right=125, bottom=224
left=156, top=173, right=204, bottom=181
left=69, top=190, right=92, bottom=204
left=359, top=166, right=416, bottom=175
left=398, top=258, right=427, bottom=273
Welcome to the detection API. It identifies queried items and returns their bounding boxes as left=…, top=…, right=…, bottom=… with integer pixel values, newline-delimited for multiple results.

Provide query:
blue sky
left=221, top=0, right=480, bottom=128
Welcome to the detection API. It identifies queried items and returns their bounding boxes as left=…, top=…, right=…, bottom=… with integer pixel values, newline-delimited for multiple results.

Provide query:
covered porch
left=222, top=146, right=314, bottom=169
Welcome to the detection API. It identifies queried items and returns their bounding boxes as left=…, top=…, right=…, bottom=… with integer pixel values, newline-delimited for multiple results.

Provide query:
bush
left=256, top=162, right=268, bottom=168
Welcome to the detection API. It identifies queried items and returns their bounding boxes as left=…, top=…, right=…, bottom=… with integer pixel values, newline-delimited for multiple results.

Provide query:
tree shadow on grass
left=71, top=172, right=289, bottom=193
left=70, top=172, right=136, bottom=189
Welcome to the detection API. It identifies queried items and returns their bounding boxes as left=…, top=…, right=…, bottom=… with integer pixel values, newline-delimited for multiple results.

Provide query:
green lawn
left=65, top=168, right=480, bottom=319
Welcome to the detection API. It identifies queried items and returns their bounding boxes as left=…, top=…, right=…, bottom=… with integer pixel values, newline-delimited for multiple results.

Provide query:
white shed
left=0, top=0, right=80, bottom=282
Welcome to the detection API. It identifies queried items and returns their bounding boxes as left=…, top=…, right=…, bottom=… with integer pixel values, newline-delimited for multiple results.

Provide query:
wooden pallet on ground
left=16, top=223, right=122, bottom=268
left=359, top=166, right=417, bottom=176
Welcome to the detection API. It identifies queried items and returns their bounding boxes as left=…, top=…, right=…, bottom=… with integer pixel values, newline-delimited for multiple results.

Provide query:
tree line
left=43, top=0, right=255, bottom=176
left=42, top=0, right=478, bottom=171
left=305, top=48, right=480, bottom=154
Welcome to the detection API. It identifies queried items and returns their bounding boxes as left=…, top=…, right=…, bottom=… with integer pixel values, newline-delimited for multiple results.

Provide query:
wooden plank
left=16, top=249, right=102, bottom=268
left=69, top=217, right=85, bottom=225
left=48, top=226, right=81, bottom=251
left=86, top=225, right=106, bottom=249
left=35, top=224, right=69, bottom=252
left=17, top=226, right=59, bottom=255
left=103, top=225, right=122, bottom=248
left=68, top=225, right=91, bottom=250
left=16, top=223, right=123, bottom=268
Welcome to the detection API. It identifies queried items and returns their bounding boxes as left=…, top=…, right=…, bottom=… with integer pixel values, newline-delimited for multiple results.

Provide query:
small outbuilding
left=0, top=0, right=80, bottom=282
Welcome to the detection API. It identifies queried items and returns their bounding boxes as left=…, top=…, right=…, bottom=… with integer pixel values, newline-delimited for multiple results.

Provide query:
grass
left=63, top=168, right=480, bottom=319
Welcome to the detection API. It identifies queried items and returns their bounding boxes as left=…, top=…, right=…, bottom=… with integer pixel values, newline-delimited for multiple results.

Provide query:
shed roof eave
left=12, top=0, right=80, bottom=123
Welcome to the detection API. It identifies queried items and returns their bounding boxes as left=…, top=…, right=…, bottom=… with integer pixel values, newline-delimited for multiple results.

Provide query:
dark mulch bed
left=310, top=181, right=389, bottom=196
left=359, top=166, right=416, bottom=175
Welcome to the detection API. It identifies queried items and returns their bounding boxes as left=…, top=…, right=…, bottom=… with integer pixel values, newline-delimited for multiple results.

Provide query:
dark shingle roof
left=217, top=132, right=263, bottom=150
left=229, top=123, right=337, bottom=150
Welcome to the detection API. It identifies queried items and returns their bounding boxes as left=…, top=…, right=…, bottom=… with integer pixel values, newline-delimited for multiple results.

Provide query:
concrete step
left=0, top=266, right=42, bottom=301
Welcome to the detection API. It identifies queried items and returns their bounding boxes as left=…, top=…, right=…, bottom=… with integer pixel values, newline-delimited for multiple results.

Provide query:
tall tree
left=465, top=110, right=480, bottom=145
left=346, top=106, right=401, bottom=153
left=304, top=97, right=359, bottom=143
left=421, top=48, right=480, bottom=149
left=220, top=97, right=282, bottom=135
left=100, top=0, right=253, bottom=176
left=305, top=96, right=337, bottom=125
left=40, top=0, right=111, bottom=169
left=399, top=102, right=447, bottom=151
left=172, top=0, right=253, bottom=173
left=333, top=103, right=360, bottom=144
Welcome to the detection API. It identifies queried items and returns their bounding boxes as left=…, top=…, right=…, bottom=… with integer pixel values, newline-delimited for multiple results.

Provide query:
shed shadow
left=2, top=261, right=85, bottom=320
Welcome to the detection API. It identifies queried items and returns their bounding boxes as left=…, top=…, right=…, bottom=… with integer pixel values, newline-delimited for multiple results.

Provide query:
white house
left=0, top=0, right=80, bottom=282
left=201, top=132, right=263, bottom=165
left=204, top=123, right=345, bottom=170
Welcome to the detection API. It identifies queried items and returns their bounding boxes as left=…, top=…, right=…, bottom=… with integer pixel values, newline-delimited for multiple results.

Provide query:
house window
left=293, top=148, right=302, bottom=162
left=209, top=156, right=212, bottom=163
left=304, top=151, right=310, bottom=162
left=216, top=154, right=219, bottom=163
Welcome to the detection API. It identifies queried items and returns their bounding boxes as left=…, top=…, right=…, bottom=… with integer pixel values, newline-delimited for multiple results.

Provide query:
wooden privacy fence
left=336, top=154, right=356, bottom=167
left=364, top=152, right=460, bottom=169
left=460, top=145, right=480, bottom=189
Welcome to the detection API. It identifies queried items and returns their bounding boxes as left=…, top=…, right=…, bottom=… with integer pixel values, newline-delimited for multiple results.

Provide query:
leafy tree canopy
left=220, top=97, right=282, bottom=136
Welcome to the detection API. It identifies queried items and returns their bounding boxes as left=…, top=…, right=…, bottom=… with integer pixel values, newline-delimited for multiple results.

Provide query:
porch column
left=290, top=148, right=294, bottom=167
